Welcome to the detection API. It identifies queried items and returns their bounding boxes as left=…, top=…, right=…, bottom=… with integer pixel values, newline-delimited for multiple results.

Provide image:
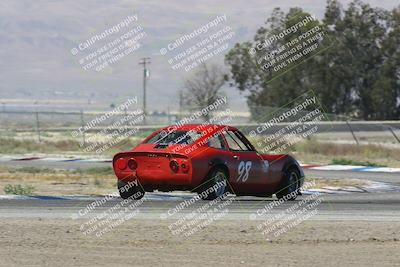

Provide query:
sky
left=0, top=0, right=398, bottom=112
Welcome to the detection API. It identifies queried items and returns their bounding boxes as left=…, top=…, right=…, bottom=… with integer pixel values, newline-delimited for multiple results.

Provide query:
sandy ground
left=0, top=219, right=399, bottom=267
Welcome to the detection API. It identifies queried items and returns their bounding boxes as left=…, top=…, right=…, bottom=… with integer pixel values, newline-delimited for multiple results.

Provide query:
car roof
left=161, top=124, right=237, bottom=132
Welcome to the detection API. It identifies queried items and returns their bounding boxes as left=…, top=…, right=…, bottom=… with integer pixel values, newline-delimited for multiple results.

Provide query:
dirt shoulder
left=0, top=218, right=399, bottom=267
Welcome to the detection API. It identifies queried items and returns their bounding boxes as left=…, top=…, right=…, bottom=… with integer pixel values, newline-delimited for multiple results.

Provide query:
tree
left=225, top=0, right=400, bottom=120
left=225, top=7, right=326, bottom=120
left=182, top=63, right=227, bottom=120
left=371, top=6, right=400, bottom=119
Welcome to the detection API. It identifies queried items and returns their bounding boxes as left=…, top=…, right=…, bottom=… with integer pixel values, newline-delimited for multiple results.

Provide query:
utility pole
left=179, top=90, right=183, bottom=120
left=80, top=109, right=85, bottom=146
left=139, top=57, right=151, bottom=124
left=35, top=112, right=41, bottom=142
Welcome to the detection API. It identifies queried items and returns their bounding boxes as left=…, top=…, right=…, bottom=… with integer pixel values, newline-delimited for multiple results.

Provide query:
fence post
left=346, top=120, right=359, bottom=145
left=35, top=112, right=41, bottom=142
left=388, top=126, right=400, bottom=144
left=80, top=109, right=85, bottom=146
left=167, top=106, right=171, bottom=124
left=124, top=106, right=128, bottom=127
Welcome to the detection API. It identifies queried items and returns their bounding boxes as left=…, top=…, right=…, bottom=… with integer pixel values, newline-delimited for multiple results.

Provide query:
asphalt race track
left=0, top=159, right=399, bottom=222
left=0, top=192, right=399, bottom=221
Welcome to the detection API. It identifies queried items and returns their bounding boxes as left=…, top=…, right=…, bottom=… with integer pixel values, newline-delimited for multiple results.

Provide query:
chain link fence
left=0, top=109, right=399, bottom=146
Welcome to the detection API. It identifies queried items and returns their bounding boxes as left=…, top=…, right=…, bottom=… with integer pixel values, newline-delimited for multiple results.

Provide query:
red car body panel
left=113, top=124, right=304, bottom=197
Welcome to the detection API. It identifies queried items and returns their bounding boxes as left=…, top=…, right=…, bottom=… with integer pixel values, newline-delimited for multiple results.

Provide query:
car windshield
left=145, top=130, right=202, bottom=145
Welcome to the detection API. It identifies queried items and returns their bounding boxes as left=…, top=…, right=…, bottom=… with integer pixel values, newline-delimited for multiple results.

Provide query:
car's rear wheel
left=276, top=167, right=300, bottom=201
left=118, top=180, right=145, bottom=200
left=198, top=167, right=228, bottom=200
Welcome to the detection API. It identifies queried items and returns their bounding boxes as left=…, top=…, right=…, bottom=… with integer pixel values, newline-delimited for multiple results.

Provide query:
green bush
left=4, top=184, right=35, bottom=195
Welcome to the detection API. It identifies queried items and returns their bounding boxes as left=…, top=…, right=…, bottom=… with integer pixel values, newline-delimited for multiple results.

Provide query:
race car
left=112, top=124, right=305, bottom=200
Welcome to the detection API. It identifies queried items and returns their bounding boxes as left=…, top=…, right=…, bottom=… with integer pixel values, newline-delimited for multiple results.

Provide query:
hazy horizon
left=0, top=0, right=398, bottom=112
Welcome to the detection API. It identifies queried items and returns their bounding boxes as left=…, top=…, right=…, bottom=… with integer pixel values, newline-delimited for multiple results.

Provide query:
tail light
left=169, top=160, right=179, bottom=173
left=127, top=158, right=138, bottom=170
left=181, top=161, right=190, bottom=173
left=115, top=158, right=127, bottom=170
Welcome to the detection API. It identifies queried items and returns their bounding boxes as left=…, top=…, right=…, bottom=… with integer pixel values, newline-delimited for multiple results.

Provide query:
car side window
left=235, top=130, right=256, bottom=151
left=208, top=134, right=226, bottom=149
left=224, top=130, right=250, bottom=151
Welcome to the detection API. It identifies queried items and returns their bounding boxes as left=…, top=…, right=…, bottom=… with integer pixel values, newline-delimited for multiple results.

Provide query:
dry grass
left=0, top=138, right=81, bottom=154
left=1, top=133, right=399, bottom=167
left=0, top=166, right=371, bottom=196
left=308, top=178, right=369, bottom=188
left=0, top=166, right=116, bottom=196
left=293, top=140, right=400, bottom=167
left=0, top=136, right=142, bottom=156
left=295, top=140, right=399, bottom=159
left=248, top=135, right=400, bottom=167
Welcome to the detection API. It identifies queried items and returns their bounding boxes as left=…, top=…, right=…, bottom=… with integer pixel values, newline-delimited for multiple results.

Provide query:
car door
left=222, top=130, right=266, bottom=195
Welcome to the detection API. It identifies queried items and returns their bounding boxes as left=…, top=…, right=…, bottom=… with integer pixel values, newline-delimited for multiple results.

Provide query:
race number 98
left=237, top=161, right=252, bottom=182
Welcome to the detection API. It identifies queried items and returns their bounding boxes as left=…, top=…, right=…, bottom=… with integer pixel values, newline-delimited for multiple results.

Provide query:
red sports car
left=112, top=124, right=305, bottom=200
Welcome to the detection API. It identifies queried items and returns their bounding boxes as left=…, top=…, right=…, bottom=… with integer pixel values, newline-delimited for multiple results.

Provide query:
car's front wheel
left=118, top=180, right=145, bottom=200
left=198, top=167, right=228, bottom=200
